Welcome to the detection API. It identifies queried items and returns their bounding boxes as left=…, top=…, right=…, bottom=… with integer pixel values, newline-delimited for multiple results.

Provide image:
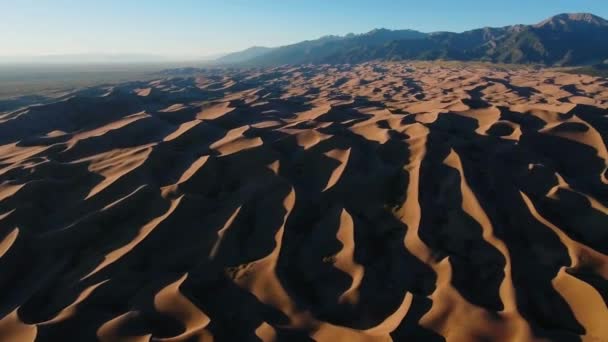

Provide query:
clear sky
left=1, top=0, right=607, bottom=58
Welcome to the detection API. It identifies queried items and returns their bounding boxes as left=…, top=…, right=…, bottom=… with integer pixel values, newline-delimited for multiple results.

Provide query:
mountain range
left=216, top=13, right=608, bottom=67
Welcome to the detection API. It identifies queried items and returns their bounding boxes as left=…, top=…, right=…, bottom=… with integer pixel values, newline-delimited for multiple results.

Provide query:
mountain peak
left=535, top=13, right=608, bottom=28
left=364, top=28, right=420, bottom=35
left=359, top=28, right=427, bottom=41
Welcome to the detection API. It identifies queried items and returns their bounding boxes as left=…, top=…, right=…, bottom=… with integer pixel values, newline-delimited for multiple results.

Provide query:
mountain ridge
left=216, top=13, right=608, bottom=67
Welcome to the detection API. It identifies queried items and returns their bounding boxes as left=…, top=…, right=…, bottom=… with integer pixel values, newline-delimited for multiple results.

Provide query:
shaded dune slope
left=0, top=62, right=607, bottom=341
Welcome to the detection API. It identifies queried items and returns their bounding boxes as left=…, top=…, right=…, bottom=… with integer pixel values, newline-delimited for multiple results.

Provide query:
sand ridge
left=0, top=62, right=607, bottom=341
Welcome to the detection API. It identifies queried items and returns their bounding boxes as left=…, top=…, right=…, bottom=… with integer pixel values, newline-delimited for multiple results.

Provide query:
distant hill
left=216, top=29, right=427, bottom=66
left=217, top=46, right=275, bottom=64
left=216, top=13, right=608, bottom=67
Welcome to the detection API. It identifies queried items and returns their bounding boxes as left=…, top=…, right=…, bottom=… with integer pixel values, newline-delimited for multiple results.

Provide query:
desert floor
left=0, top=62, right=607, bottom=341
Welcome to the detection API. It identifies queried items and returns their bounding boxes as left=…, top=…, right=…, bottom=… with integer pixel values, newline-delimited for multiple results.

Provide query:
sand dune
left=0, top=62, right=607, bottom=341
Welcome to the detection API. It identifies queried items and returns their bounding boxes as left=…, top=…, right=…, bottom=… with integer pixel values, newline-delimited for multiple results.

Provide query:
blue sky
left=1, top=0, right=607, bottom=58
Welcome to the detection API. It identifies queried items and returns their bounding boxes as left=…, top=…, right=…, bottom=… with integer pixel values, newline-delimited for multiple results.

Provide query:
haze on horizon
left=1, top=0, right=608, bottom=62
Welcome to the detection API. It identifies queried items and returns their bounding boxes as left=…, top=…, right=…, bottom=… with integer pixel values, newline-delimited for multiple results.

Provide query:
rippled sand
left=0, top=62, right=607, bottom=341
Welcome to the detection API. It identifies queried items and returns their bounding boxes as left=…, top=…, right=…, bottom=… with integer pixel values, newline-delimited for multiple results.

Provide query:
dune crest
left=153, top=274, right=213, bottom=341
